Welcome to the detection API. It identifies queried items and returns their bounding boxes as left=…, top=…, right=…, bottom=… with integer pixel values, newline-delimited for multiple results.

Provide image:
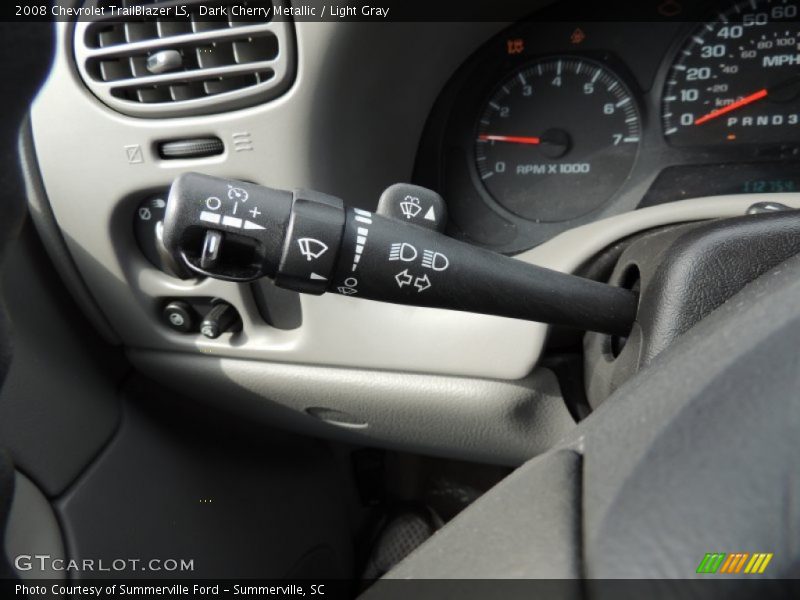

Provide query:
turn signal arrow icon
left=414, top=274, right=432, bottom=293
left=395, top=269, right=413, bottom=288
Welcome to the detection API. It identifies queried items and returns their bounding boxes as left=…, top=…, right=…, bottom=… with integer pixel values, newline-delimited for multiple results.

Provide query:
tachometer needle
left=478, top=134, right=541, bottom=145
left=693, top=88, right=768, bottom=126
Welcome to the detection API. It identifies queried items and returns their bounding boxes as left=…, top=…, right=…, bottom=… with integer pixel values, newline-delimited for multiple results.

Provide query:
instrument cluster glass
left=420, top=0, right=800, bottom=253
left=475, top=57, right=640, bottom=222
left=662, top=0, right=800, bottom=146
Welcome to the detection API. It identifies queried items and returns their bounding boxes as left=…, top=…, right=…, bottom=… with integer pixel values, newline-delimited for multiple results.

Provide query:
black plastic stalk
left=162, top=173, right=637, bottom=336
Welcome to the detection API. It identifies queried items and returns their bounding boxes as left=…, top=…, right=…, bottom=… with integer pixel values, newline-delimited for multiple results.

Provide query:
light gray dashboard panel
left=128, top=351, right=576, bottom=465
left=32, top=20, right=554, bottom=380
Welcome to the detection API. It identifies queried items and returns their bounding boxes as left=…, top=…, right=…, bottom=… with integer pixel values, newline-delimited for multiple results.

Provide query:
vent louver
left=74, top=0, right=295, bottom=118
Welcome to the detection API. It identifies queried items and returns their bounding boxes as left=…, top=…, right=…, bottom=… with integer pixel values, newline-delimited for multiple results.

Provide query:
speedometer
left=662, top=0, right=800, bottom=146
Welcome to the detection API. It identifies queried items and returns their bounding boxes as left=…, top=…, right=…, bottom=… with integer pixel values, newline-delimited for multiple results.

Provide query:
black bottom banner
left=4, top=578, right=800, bottom=600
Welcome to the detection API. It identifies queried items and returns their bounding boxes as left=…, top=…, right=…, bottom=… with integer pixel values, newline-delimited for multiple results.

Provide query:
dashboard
left=416, top=0, right=800, bottom=253
left=25, top=0, right=800, bottom=463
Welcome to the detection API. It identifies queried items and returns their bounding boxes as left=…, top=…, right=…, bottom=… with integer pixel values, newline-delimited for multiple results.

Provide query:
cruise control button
left=200, top=230, right=224, bottom=270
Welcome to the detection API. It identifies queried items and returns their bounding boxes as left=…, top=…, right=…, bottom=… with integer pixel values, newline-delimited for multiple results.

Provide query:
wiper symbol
left=297, top=237, right=329, bottom=261
left=400, top=196, right=422, bottom=219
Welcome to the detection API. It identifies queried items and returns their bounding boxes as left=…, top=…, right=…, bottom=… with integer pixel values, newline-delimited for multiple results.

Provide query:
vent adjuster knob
left=147, top=50, right=183, bottom=74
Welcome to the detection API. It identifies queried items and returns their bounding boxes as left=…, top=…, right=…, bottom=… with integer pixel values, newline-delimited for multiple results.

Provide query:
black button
left=163, top=301, right=195, bottom=333
left=376, top=183, right=447, bottom=232
left=134, top=194, right=168, bottom=270
left=200, top=230, right=224, bottom=270
left=200, top=302, right=239, bottom=339
left=133, top=193, right=191, bottom=279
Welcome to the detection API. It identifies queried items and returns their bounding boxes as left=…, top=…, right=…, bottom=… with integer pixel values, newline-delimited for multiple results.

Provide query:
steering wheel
left=368, top=229, right=800, bottom=589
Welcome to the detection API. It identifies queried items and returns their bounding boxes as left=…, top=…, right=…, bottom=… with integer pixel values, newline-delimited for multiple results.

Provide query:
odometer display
left=663, top=0, right=800, bottom=146
left=475, top=57, right=640, bottom=222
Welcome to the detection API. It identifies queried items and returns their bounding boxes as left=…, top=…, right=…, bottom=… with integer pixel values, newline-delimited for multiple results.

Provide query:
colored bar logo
left=696, top=553, right=773, bottom=574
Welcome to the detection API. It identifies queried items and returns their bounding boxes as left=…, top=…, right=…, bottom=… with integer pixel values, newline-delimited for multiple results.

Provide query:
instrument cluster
left=415, top=0, right=800, bottom=253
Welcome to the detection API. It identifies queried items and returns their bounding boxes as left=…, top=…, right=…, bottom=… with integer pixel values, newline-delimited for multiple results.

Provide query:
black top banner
left=4, top=0, right=727, bottom=23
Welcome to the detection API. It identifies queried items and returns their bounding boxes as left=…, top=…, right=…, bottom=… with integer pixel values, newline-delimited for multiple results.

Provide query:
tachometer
left=662, top=0, right=800, bottom=146
left=475, top=56, right=641, bottom=222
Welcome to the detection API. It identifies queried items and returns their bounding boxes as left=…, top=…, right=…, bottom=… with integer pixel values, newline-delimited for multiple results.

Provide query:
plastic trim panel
left=30, top=21, right=800, bottom=379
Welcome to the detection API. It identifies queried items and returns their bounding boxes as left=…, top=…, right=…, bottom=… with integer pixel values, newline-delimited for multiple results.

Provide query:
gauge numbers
left=475, top=57, right=641, bottom=222
left=663, top=0, right=800, bottom=145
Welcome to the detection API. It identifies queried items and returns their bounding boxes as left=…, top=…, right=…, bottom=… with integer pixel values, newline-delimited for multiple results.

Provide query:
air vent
left=73, top=0, right=295, bottom=118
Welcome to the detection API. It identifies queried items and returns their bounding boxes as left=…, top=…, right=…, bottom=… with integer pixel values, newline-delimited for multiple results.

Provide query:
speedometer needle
left=478, top=134, right=541, bottom=145
left=693, top=88, right=768, bottom=126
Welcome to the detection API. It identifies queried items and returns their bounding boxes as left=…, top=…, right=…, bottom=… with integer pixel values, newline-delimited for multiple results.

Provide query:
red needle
left=693, top=88, right=768, bottom=126
left=478, top=134, right=541, bottom=145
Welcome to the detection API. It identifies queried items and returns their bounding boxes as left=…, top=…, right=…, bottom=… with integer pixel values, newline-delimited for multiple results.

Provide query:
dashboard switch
left=162, top=173, right=294, bottom=282
left=200, top=302, right=239, bottom=339
left=163, top=301, right=195, bottom=333
left=275, top=191, right=346, bottom=294
left=134, top=194, right=192, bottom=279
left=158, top=137, right=224, bottom=160
left=162, top=173, right=638, bottom=336
left=200, top=230, right=224, bottom=270
left=377, top=184, right=447, bottom=232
